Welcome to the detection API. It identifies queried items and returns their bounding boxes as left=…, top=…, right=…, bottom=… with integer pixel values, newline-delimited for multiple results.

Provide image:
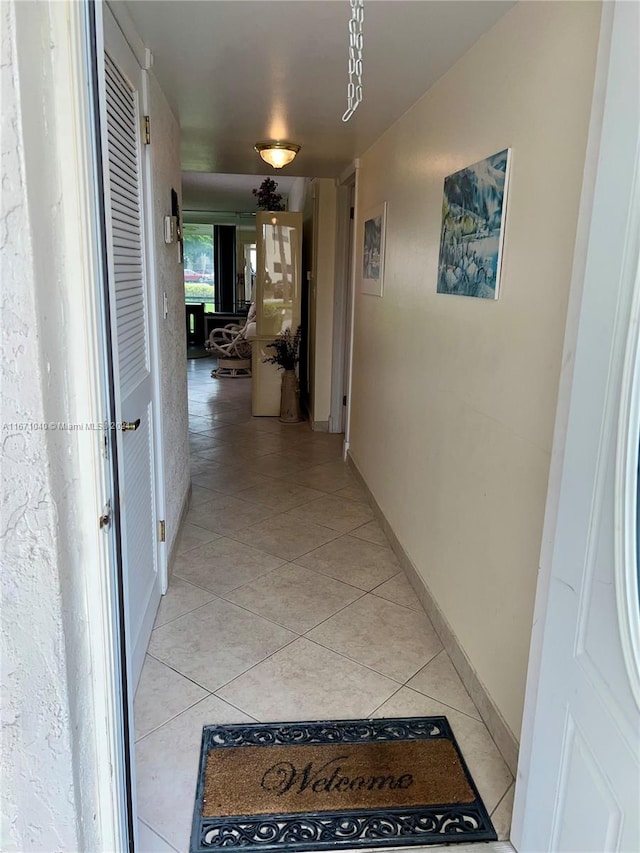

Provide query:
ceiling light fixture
left=254, top=141, right=301, bottom=170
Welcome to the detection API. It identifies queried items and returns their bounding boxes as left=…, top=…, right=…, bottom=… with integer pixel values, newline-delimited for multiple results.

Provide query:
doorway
left=93, top=20, right=514, bottom=847
left=330, top=172, right=356, bottom=437
left=62, top=3, right=636, bottom=848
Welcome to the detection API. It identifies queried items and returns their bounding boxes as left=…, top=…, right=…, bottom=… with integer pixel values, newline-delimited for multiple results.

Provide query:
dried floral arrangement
left=252, top=177, right=285, bottom=211
left=263, top=325, right=302, bottom=371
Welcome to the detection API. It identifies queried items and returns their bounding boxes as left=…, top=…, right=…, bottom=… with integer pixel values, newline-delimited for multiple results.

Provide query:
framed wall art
left=361, top=202, right=387, bottom=297
left=437, top=149, right=511, bottom=300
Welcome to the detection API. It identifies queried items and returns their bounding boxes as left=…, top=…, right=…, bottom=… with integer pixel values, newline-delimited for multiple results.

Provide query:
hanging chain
left=342, top=0, right=364, bottom=122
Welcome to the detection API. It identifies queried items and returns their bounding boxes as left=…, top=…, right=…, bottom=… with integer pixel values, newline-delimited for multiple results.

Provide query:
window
left=183, top=223, right=215, bottom=312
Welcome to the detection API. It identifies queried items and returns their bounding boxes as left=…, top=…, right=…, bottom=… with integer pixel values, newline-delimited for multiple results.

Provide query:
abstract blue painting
left=437, top=149, right=511, bottom=300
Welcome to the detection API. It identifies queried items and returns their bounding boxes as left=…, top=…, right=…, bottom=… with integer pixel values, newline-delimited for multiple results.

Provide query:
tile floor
left=135, top=358, right=514, bottom=852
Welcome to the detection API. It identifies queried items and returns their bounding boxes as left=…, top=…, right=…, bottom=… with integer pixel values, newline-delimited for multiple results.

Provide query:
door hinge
left=343, top=395, right=347, bottom=406
left=350, top=206, right=354, bottom=220
left=143, top=115, right=151, bottom=145
left=99, top=501, right=112, bottom=531
left=158, top=519, right=166, bottom=542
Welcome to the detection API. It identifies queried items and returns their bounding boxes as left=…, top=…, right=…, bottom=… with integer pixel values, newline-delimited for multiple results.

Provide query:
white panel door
left=515, top=3, right=640, bottom=851
left=102, top=13, right=160, bottom=689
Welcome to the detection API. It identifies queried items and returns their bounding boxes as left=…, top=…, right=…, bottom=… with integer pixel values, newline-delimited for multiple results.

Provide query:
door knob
left=122, top=418, right=141, bottom=432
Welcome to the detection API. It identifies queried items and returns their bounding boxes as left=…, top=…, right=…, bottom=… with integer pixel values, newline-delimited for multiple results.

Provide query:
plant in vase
left=264, top=325, right=302, bottom=423
left=252, top=177, right=285, bottom=212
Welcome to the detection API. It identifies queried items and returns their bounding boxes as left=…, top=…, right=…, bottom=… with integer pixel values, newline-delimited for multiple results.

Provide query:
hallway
left=134, top=359, right=514, bottom=852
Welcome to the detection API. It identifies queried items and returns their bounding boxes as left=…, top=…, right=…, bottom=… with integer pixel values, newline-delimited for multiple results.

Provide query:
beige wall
left=349, top=0, right=601, bottom=737
left=147, top=74, right=191, bottom=556
left=309, top=178, right=338, bottom=427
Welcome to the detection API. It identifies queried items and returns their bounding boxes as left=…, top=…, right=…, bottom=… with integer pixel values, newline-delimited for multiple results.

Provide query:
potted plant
left=264, top=325, right=302, bottom=422
left=252, top=177, right=284, bottom=212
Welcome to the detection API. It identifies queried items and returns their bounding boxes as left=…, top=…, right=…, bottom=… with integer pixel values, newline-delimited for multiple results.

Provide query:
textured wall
left=1, top=3, right=82, bottom=848
left=147, top=73, right=190, bottom=556
left=349, top=0, right=601, bottom=737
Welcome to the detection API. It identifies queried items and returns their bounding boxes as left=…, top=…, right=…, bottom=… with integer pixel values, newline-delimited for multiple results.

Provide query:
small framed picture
left=360, top=202, right=387, bottom=297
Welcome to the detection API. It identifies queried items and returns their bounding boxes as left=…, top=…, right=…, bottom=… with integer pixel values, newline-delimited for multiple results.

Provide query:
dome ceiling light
left=254, top=141, right=301, bottom=170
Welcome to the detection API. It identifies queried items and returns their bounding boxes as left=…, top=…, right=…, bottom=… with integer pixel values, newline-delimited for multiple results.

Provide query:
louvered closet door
left=103, top=14, right=160, bottom=689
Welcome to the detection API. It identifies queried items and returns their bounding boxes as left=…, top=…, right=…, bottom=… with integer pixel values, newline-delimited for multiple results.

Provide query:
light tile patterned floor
left=135, top=358, right=514, bottom=852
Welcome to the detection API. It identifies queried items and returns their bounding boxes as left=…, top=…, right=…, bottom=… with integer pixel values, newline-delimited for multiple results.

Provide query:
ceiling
left=182, top=172, right=297, bottom=212
left=123, top=0, right=514, bottom=179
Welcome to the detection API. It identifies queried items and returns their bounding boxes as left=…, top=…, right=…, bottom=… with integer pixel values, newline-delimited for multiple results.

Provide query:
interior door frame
left=341, top=159, right=360, bottom=457
left=140, top=67, right=169, bottom=596
left=329, top=166, right=357, bottom=434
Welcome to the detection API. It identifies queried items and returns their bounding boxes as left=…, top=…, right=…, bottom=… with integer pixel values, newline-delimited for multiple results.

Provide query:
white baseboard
left=347, top=452, right=520, bottom=777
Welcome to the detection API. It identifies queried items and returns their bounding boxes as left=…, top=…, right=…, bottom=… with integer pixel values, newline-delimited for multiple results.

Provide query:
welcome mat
left=190, top=717, right=496, bottom=852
